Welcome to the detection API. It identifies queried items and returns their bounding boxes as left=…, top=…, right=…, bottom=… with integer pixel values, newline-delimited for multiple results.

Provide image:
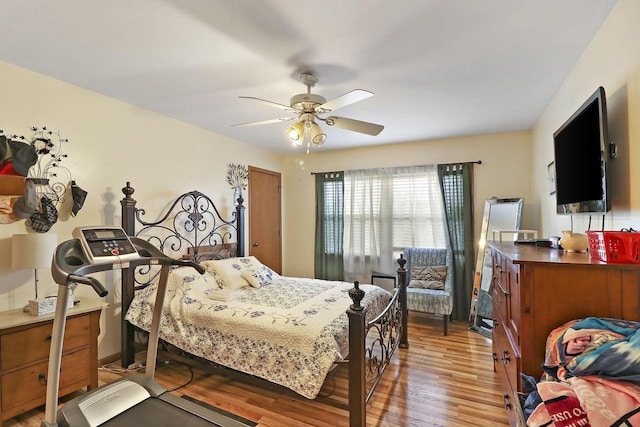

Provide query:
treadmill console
left=72, top=226, right=140, bottom=264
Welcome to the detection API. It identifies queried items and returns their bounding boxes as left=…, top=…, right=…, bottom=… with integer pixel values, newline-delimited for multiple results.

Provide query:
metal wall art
left=0, top=126, right=87, bottom=231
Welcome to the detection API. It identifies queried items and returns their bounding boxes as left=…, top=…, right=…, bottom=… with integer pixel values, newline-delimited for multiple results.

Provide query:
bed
left=523, top=317, right=640, bottom=426
left=118, top=182, right=408, bottom=427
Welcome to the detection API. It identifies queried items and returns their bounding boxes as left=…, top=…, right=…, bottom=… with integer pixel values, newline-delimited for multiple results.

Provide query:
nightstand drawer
left=1, top=347, right=91, bottom=417
left=1, top=315, right=90, bottom=370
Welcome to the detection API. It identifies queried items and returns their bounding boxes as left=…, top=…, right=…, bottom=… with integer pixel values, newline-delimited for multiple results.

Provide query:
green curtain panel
left=437, top=163, right=474, bottom=321
left=314, top=171, right=345, bottom=280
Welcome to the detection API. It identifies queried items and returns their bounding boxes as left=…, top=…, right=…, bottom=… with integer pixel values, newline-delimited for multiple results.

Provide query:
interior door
left=248, top=166, right=282, bottom=274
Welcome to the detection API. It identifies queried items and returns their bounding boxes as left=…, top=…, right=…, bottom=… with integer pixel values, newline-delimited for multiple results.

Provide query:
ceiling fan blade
left=317, top=89, right=374, bottom=113
left=325, top=116, right=384, bottom=136
left=238, top=96, right=295, bottom=111
left=231, top=117, right=296, bottom=127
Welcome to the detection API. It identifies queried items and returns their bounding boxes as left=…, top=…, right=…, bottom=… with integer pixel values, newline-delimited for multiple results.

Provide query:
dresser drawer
left=493, top=321, right=522, bottom=426
left=1, top=347, right=91, bottom=415
left=493, top=250, right=508, bottom=288
left=507, top=261, right=521, bottom=339
left=1, top=315, right=90, bottom=370
left=492, top=278, right=508, bottom=324
left=493, top=319, right=519, bottom=393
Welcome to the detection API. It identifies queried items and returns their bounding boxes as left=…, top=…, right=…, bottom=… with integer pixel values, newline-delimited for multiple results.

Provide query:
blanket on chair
left=527, top=317, right=640, bottom=427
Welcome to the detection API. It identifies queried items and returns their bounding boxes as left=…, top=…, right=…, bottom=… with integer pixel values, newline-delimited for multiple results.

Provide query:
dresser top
left=488, top=242, right=640, bottom=267
left=0, top=297, right=108, bottom=330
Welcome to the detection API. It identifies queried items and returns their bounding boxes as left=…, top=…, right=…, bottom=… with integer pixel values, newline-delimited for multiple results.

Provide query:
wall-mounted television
left=553, top=86, right=609, bottom=215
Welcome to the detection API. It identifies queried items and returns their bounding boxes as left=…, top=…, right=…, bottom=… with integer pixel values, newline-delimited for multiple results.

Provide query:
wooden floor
left=4, top=312, right=509, bottom=427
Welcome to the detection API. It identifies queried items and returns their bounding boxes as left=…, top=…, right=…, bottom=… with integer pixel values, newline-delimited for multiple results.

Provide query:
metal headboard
left=119, top=181, right=245, bottom=366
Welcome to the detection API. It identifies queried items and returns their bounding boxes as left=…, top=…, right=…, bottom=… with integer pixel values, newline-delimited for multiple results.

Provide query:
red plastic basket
left=586, top=231, right=640, bottom=263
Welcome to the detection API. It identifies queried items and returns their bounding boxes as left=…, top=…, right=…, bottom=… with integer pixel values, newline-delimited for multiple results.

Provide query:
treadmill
left=42, top=226, right=248, bottom=427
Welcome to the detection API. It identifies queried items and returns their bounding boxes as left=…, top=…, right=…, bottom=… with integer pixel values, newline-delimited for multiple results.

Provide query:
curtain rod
left=310, top=160, right=482, bottom=175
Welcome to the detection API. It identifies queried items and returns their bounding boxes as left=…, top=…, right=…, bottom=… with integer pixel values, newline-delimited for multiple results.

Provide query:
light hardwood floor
left=4, top=312, right=509, bottom=427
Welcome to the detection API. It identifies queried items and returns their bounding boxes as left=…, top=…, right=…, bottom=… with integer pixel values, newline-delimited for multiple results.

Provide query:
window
left=343, top=165, right=447, bottom=283
left=319, top=176, right=343, bottom=251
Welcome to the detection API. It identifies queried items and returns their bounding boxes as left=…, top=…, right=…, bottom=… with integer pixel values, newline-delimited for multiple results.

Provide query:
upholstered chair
left=402, top=247, right=454, bottom=335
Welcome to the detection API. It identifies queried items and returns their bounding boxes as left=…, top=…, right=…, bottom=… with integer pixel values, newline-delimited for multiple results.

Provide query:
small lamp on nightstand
left=11, top=233, right=59, bottom=314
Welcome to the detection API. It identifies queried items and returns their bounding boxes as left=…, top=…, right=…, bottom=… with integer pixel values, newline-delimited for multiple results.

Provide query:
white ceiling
left=0, top=0, right=618, bottom=154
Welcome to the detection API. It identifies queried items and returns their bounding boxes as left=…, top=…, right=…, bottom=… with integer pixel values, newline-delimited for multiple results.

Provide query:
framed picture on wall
left=548, top=161, right=556, bottom=195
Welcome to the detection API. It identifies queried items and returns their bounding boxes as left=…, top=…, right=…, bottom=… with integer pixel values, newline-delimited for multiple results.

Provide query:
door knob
left=252, top=242, right=259, bottom=247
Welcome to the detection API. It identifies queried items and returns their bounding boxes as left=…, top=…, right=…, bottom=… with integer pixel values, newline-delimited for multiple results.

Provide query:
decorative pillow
left=240, top=264, right=277, bottom=288
left=168, top=267, right=221, bottom=291
left=408, top=279, right=445, bottom=290
left=410, top=265, right=448, bottom=290
left=201, top=256, right=278, bottom=289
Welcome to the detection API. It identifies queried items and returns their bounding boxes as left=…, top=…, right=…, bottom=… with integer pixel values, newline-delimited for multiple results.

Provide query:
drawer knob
left=503, top=394, right=512, bottom=410
left=503, top=350, right=511, bottom=363
left=38, top=373, right=47, bottom=383
left=492, top=352, right=498, bottom=363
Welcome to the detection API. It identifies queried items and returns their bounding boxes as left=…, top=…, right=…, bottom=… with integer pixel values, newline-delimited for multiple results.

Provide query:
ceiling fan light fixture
left=309, top=121, right=326, bottom=147
left=287, top=121, right=305, bottom=146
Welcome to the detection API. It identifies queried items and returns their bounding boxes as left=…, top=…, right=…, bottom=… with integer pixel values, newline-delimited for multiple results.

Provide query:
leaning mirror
left=469, top=197, right=523, bottom=336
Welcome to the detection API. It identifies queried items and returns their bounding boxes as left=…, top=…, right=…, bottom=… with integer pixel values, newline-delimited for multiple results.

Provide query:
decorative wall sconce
left=24, top=126, right=71, bottom=208
left=226, top=163, right=248, bottom=206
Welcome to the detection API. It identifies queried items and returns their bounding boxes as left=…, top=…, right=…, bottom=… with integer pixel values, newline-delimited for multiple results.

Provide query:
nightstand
left=0, top=298, right=107, bottom=422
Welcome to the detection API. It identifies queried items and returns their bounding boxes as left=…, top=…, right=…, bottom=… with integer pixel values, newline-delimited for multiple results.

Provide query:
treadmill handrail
left=67, top=274, right=108, bottom=297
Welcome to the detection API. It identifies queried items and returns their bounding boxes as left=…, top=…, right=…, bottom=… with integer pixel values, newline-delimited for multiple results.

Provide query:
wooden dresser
left=0, top=298, right=107, bottom=422
left=489, top=243, right=640, bottom=426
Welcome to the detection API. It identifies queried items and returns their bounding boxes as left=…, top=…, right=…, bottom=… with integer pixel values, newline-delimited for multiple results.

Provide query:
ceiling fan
left=232, top=73, right=384, bottom=150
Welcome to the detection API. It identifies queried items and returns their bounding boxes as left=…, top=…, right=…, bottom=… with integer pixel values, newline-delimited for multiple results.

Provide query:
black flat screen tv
left=553, top=86, right=609, bottom=214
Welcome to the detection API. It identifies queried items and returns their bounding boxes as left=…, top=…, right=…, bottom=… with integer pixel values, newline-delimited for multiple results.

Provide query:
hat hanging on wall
left=0, top=133, right=38, bottom=177
left=70, top=180, right=87, bottom=217
left=8, top=138, right=38, bottom=176
left=0, top=134, right=6, bottom=162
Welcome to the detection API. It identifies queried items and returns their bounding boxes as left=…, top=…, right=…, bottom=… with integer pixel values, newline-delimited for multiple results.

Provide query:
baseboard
left=99, top=343, right=147, bottom=367
left=98, top=352, right=121, bottom=367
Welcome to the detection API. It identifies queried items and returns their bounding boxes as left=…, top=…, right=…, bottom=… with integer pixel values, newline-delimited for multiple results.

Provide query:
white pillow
left=202, top=256, right=272, bottom=289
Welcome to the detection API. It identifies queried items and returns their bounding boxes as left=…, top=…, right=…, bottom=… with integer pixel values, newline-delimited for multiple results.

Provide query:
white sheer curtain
left=343, top=165, right=448, bottom=284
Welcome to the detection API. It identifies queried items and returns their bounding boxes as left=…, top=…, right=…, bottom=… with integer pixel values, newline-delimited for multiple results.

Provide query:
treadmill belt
left=100, top=397, right=221, bottom=427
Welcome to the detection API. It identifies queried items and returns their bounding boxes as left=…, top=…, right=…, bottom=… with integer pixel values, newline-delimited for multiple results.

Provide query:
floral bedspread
left=125, top=271, right=392, bottom=399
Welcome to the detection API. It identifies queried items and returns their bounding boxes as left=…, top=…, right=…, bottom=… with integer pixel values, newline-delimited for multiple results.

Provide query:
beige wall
left=0, top=61, right=281, bottom=359
left=534, top=0, right=640, bottom=236
left=281, top=131, right=533, bottom=278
